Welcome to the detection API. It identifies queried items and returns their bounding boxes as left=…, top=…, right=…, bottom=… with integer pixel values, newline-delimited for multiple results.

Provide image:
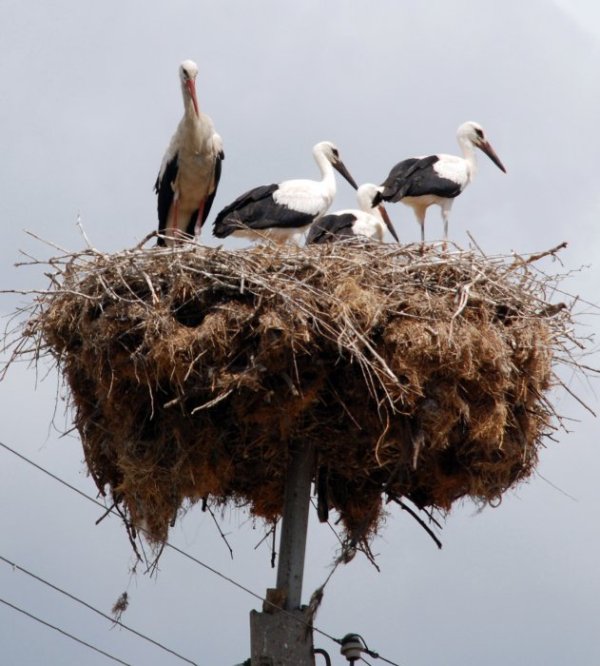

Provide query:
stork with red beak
left=155, top=60, right=224, bottom=246
left=374, top=121, right=506, bottom=242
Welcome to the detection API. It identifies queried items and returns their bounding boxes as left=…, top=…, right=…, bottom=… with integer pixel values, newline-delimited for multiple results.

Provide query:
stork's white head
left=312, top=141, right=358, bottom=189
left=313, top=141, right=339, bottom=163
left=179, top=60, right=199, bottom=116
left=457, top=121, right=506, bottom=173
left=359, top=183, right=400, bottom=242
left=356, top=183, right=380, bottom=212
left=179, top=60, right=199, bottom=81
left=457, top=120, right=486, bottom=145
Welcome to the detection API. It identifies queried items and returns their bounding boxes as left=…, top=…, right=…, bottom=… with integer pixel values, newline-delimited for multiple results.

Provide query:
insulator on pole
left=340, top=633, right=364, bottom=663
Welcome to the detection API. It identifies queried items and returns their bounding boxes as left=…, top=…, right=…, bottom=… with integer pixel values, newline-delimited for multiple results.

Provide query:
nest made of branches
left=5, top=237, right=589, bottom=545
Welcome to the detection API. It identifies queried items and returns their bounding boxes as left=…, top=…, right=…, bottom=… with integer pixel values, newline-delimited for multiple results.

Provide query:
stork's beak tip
left=479, top=140, right=506, bottom=174
left=333, top=159, right=359, bottom=190
left=378, top=204, right=400, bottom=243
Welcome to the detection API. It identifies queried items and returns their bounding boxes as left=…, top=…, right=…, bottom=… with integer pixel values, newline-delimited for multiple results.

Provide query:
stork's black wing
left=188, top=147, right=225, bottom=235
left=377, top=155, right=462, bottom=202
left=213, top=184, right=278, bottom=237
left=155, top=155, right=179, bottom=247
left=306, top=213, right=358, bottom=244
left=213, top=183, right=315, bottom=238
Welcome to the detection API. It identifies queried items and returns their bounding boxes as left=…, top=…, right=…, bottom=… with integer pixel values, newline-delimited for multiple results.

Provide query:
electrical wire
left=366, top=652, right=402, bottom=666
left=0, top=554, right=198, bottom=665
left=0, top=596, right=132, bottom=665
left=351, top=634, right=403, bottom=666
left=0, top=439, right=405, bottom=666
left=313, top=647, right=332, bottom=666
left=162, top=539, right=343, bottom=647
left=0, top=440, right=97, bottom=506
left=0, top=440, right=341, bottom=647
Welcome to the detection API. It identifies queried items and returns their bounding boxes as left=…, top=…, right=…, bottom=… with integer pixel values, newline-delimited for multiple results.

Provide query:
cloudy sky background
left=1, top=1, right=599, bottom=664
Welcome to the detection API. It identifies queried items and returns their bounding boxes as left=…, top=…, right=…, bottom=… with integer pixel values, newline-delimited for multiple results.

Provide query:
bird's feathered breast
left=157, top=111, right=218, bottom=183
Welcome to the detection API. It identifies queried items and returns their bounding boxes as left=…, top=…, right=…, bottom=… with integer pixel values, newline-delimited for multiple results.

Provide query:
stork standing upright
left=374, top=121, right=506, bottom=242
left=212, top=141, right=358, bottom=244
left=155, top=60, right=224, bottom=246
left=306, top=183, right=399, bottom=244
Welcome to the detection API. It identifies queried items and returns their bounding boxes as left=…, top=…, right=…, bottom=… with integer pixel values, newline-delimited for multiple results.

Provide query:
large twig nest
left=6, top=238, right=588, bottom=545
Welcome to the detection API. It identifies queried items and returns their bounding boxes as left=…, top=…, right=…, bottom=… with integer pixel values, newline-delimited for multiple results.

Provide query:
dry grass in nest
left=3, top=236, right=593, bottom=547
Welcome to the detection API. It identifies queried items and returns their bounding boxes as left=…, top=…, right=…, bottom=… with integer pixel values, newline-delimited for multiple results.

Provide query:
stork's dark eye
left=475, top=128, right=484, bottom=138
left=332, top=148, right=339, bottom=158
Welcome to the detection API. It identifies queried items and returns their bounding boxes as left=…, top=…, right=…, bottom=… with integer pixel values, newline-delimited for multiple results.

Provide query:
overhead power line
left=0, top=440, right=341, bottom=645
left=0, top=554, right=198, bottom=666
left=0, top=439, right=96, bottom=506
left=0, top=439, right=404, bottom=666
left=0, top=596, right=132, bottom=666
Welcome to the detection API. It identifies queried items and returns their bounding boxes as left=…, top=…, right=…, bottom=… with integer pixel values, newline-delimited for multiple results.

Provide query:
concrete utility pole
left=250, top=443, right=315, bottom=665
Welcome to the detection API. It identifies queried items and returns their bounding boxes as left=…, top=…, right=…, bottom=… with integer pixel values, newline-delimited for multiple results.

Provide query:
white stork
left=374, top=121, right=506, bottom=242
left=306, top=183, right=399, bottom=244
left=155, top=60, right=224, bottom=246
left=212, top=141, right=358, bottom=244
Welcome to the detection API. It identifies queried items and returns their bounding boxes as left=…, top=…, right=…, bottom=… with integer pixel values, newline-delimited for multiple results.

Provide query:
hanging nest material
left=4, top=237, right=590, bottom=545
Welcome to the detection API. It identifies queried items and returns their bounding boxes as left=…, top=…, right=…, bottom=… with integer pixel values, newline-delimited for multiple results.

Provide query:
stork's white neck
left=313, top=148, right=337, bottom=201
left=457, top=135, right=478, bottom=181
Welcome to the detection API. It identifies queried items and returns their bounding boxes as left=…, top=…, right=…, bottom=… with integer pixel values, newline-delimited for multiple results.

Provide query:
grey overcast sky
left=1, top=1, right=599, bottom=665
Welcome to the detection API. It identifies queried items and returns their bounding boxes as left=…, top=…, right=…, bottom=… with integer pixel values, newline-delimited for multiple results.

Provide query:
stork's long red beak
left=478, top=140, right=507, bottom=173
left=378, top=204, right=400, bottom=242
left=186, top=79, right=200, bottom=117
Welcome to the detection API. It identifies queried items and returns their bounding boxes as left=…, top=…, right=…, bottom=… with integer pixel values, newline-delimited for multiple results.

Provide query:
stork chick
left=307, top=183, right=399, bottom=244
